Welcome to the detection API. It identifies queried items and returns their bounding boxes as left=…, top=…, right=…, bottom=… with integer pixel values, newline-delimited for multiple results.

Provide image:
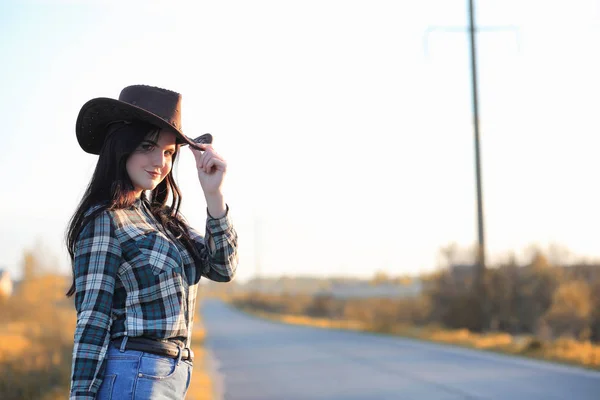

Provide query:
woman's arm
left=187, top=141, right=238, bottom=281
left=70, top=211, right=120, bottom=399
left=186, top=206, right=238, bottom=282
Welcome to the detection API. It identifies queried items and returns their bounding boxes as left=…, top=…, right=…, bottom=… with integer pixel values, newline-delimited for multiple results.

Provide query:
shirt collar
left=132, top=196, right=147, bottom=209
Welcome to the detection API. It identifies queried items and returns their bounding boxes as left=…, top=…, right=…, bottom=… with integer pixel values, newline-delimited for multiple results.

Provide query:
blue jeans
left=96, top=339, right=193, bottom=399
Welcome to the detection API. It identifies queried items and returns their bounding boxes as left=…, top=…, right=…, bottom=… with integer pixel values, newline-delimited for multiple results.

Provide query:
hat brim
left=76, top=97, right=196, bottom=155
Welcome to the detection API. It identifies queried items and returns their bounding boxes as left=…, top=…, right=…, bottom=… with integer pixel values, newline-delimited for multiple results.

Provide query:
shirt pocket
left=121, top=226, right=183, bottom=276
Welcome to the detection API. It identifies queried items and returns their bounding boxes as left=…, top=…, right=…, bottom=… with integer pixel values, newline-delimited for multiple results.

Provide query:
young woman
left=66, top=85, right=238, bottom=399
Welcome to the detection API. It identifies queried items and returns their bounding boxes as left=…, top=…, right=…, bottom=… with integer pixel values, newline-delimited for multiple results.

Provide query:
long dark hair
left=65, top=121, right=202, bottom=297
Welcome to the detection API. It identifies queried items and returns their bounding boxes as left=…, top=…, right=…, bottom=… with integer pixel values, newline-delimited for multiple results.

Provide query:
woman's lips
left=146, top=171, right=160, bottom=178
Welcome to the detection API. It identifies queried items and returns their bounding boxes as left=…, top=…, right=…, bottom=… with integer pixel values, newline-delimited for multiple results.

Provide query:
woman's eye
left=140, top=144, right=154, bottom=152
left=165, top=150, right=175, bottom=157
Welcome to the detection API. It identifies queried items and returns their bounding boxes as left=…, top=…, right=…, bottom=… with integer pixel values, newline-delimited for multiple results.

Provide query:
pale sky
left=1, top=0, right=600, bottom=282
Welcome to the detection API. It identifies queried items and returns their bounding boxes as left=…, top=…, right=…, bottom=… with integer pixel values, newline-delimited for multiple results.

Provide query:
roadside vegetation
left=0, top=249, right=217, bottom=400
left=186, top=301, right=216, bottom=400
left=228, top=246, right=600, bottom=370
left=0, top=251, right=74, bottom=400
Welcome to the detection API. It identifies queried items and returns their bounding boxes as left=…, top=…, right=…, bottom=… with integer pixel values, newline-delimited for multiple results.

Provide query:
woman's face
left=126, top=130, right=177, bottom=197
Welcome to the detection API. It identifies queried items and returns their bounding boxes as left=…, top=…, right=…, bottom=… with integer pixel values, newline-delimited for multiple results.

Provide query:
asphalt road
left=200, top=299, right=600, bottom=400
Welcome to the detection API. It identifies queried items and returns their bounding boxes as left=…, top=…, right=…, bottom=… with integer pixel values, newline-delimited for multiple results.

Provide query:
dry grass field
left=0, top=274, right=217, bottom=400
left=0, top=275, right=76, bottom=400
left=185, top=318, right=216, bottom=400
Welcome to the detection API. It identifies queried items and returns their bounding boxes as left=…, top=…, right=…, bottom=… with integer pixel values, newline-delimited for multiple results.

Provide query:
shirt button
left=138, top=373, right=143, bottom=377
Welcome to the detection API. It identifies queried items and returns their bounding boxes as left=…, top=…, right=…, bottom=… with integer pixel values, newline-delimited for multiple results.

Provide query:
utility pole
left=424, top=1, right=520, bottom=331
left=469, top=0, right=485, bottom=308
left=468, top=0, right=486, bottom=333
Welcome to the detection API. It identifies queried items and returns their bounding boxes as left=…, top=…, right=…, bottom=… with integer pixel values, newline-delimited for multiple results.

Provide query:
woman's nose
left=153, top=152, right=167, bottom=167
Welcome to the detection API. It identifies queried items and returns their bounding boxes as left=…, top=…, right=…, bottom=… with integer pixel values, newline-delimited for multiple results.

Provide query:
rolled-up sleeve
left=70, top=211, right=121, bottom=399
left=187, top=205, right=238, bottom=282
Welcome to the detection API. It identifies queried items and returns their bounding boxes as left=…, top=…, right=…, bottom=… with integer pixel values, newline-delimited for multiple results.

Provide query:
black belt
left=112, top=337, right=194, bottom=362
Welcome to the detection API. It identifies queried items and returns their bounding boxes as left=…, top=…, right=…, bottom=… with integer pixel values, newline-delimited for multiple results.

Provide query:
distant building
left=450, top=264, right=476, bottom=281
left=231, top=276, right=424, bottom=299
left=318, top=280, right=423, bottom=299
left=0, top=269, right=14, bottom=297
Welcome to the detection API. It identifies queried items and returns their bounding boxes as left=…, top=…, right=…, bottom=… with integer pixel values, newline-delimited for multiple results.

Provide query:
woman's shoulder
left=80, top=203, right=115, bottom=232
left=75, top=204, right=116, bottom=246
left=83, top=203, right=107, bottom=218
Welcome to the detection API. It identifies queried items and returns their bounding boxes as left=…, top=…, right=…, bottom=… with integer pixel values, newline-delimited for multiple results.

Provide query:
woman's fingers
left=188, top=140, right=227, bottom=173
left=201, top=152, right=214, bottom=171
left=189, top=142, right=213, bottom=155
left=196, top=147, right=225, bottom=174
left=204, top=155, right=227, bottom=173
left=206, top=157, right=227, bottom=173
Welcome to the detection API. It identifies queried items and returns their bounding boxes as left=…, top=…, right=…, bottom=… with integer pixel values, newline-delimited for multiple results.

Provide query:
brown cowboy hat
left=76, top=84, right=212, bottom=155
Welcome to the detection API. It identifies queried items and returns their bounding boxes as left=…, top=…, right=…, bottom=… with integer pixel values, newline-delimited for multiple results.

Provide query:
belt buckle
left=187, top=348, right=195, bottom=362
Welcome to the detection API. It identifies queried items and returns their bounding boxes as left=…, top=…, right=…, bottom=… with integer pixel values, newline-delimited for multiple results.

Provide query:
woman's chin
left=136, top=182, right=158, bottom=192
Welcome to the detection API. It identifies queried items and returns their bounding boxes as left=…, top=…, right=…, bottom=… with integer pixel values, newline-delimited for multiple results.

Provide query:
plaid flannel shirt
left=69, top=198, right=238, bottom=399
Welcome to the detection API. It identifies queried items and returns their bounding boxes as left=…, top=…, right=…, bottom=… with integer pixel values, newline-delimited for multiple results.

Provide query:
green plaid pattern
left=70, top=199, right=238, bottom=399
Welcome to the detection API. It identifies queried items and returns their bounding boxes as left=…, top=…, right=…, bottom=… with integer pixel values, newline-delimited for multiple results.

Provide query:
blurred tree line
left=0, top=247, right=74, bottom=400
left=431, top=243, right=600, bottom=342
left=232, top=244, right=600, bottom=344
